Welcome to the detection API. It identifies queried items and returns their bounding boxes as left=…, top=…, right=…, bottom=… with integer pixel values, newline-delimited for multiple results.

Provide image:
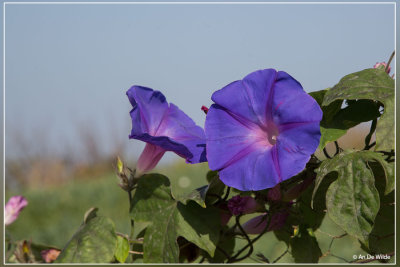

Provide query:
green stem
left=128, top=190, right=135, bottom=262
left=228, top=213, right=271, bottom=263
left=385, top=51, right=395, bottom=72
left=227, top=216, right=253, bottom=263
left=364, top=119, right=377, bottom=150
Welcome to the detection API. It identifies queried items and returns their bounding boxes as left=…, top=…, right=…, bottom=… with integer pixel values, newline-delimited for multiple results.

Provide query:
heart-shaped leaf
left=55, top=208, right=117, bottom=263
left=130, top=174, right=220, bottom=263
left=322, top=68, right=394, bottom=151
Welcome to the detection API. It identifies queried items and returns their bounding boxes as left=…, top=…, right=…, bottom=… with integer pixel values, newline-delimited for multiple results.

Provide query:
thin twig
left=386, top=51, right=395, bottom=72
left=334, top=141, right=340, bottom=156
left=272, top=246, right=289, bottom=263
left=222, top=187, right=231, bottom=201
left=128, top=251, right=144, bottom=255
left=364, top=119, right=377, bottom=150
left=228, top=213, right=272, bottom=263
left=323, top=147, right=332, bottom=159
left=228, top=216, right=254, bottom=263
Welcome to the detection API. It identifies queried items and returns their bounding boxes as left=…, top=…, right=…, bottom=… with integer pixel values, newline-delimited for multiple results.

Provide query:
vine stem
left=227, top=216, right=253, bottom=263
left=128, top=189, right=135, bottom=261
left=228, top=213, right=272, bottom=263
left=385, top=51, right=395, bottom=72
left=364, top=119, right=377, bottom=150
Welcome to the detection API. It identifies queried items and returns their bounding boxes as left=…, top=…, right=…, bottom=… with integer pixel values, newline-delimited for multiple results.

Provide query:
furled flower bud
left=4, top=196, right=28, bottom=226
left=227, top=195, right=259, bottom=216
left=374, top=62, right=391, bottom=74
left=201, top=105, right=209, bottom=114
left=41, top=249, right=61, bottom=263
left=241, top=210, right=289, bottom=234
left=115, top=157, right=136, bottom=192
left=267, top=184, right=281, bottom=202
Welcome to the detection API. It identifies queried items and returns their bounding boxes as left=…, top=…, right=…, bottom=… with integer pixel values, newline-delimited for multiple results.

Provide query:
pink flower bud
left=201, top=105, right=209, bottom=114
left=136, top=143, right=166, bottom=174
left=267, top=184, right=281, bottom=202
left=41, top=249, right=61, bottom=263
left=227, top=195, right=259, bottom=215
left=374, top=62, right=391, bottom=74
left=4, top=196, right=28, bottom=226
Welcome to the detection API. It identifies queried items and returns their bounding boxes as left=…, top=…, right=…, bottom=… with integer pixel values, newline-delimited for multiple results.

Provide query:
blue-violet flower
left=205, top=69, right=322, bottom=191
left=127, top=86, right=206, bottom=173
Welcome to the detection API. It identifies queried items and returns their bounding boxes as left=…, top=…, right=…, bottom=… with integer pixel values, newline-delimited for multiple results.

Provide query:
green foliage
left=130, top=174, right=220, bottom=263
left=290, top=226, right=322, bottom=263
left=322, top=68, right=394, bottom=151
left=55, top=208, right=117, bottom=263
left=114, top=236, right=130, bottom=263
left=312, top=150, right=392, bottom=246
left=310, top=89, right=380, bottom=150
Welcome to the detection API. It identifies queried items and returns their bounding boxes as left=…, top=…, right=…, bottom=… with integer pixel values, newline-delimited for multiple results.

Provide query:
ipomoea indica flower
left=205, top=69, right=322, bottom=191
left=127, top=86, right=206, bottom=173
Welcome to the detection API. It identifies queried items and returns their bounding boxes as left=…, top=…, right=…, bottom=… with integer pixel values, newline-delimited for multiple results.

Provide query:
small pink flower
left=41, top=249, right=61, bottom=263
left=374, top=62, right=391, bottom=74
left=227, top=195, right=259, bottom=216
left=4, top=196, right=28, bottom=226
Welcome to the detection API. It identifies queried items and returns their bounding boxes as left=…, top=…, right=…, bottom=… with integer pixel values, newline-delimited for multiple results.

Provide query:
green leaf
left=318, top=127, right=347, bottom=151
left=312, top=150, right=388, bottom=246
left=310, top=89, right=344, bottom=150
left=368, top=192, right=394, bottom=255
left=177, top=185, right=208, bottom=208
left=130, top=174, right=220, bottom=263
left=290, top=226, right=322, bottom=263
left=322, top=68, right=394, bottom=151
left=309, top=89, right=381, bottom=150
left=55, top=208, right=117, bottom=263
left=114, top=236, right=129, bottom=263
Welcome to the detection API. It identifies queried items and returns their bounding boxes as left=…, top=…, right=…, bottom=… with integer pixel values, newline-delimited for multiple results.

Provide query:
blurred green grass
left=5, top=160, right=210, bottom=249
left=5, top=159, right=376, bottom=263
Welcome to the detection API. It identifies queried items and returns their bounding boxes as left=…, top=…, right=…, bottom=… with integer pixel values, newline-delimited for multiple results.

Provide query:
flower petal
left=205, top=104, right=265, bottom=171
left=276, top=122, right=321, bottom=180
left=4, top=196, right=28, bottom=226
left=272, top=71, right=322, bottom=125
left=127, top=85, right=168, bottom=136
left=211, top=69, right=277, bottom=126
left=136, top=143, right=166, bottom=173
left=128, top=86, right=206, bottom=164
left=157, top=103, right=207, bottom=163
left=218, top=147, right=280, bottom=191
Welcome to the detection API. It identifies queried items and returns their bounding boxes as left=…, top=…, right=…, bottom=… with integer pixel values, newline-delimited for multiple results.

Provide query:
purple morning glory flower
left=205, top=69, right=322, bottom=191
left=127, top=86, right=206, bottom=173
left=4, top=196, right=28, bottom=226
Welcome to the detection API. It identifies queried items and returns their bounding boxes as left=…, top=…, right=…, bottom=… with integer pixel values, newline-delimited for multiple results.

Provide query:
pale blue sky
left=3, top=2, right=395, bottom=163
